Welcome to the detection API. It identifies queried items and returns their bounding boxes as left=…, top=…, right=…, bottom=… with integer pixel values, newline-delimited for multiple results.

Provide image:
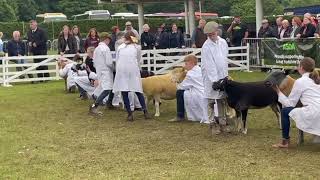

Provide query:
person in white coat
left=89, top=32, right=114, bottom=115
left=201, top=21, right=230, bottom=134
left=58, top=55, right=87, bottom=93
left=272, top=57, right=320, bottom=148
left=113, top=32, right=150, bottom=121
left=168, top=55, right=208, bottom=123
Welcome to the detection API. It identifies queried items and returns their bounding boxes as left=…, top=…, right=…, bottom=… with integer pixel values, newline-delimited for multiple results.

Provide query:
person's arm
left=177, top=73, right=194, bottom=90
left=57, top=37, right=63, bottom=54
left=227, top=22, right=234, bottom=33
left=59, top=63, right=69, bottom=78
left=36, top=29, right=47, bottom=48
left=21, top=41, right=26, bottom=56
left=277, top=80, right=303, bottom=107
left=180, top=32, right=185, bottom=48
left=83, top=39, right=88, bottom=52
left=201, top=46, right=218, bottom=82
left=77, top=70, right=88, bottom=76
left=244, top=24, right=249, bottom=39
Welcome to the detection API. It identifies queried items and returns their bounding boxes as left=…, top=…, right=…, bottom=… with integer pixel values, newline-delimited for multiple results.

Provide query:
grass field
left=1, top=71, right=320, bottom=179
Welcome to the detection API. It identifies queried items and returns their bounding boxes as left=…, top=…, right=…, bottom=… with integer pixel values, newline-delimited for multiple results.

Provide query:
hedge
left=0, top=15, right=297, bottom=40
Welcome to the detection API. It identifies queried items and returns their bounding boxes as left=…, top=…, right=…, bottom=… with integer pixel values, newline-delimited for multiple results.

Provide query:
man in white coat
left=201, top=21, right=230, bottom=134
left=89, top=32, right=114, bottom=115
left=169, top=55, right=208, bottom=123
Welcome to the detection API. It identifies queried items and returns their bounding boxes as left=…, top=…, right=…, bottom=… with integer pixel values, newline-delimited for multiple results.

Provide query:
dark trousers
left=281, top=107, right=295, bottom=139
left=121, top=91, right=146, bottom=114
left=76, top=83, right=86, bottom=97
left=176, top=90, right=185, bottom=118
left=94, top=90, right=111, bottom=107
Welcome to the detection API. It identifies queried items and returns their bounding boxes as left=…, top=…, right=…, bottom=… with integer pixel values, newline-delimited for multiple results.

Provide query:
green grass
left=1, top=71, right=320, bottom=179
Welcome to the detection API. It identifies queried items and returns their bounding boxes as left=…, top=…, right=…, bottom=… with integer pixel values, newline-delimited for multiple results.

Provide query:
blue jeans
left=94, top=90, right=111, bottom=107
left=176, top=90, right=185, bottom=119
left=121, top=91, right=147, bottom=114
left=281, top=107, right=295, bottom=139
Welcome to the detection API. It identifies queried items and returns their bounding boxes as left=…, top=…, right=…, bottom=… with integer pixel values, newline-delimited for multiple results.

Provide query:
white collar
left=302, top=72, right=310, bottom=77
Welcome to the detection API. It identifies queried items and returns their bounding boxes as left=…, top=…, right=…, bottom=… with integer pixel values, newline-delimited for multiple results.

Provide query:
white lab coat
left=59, top=63, right=87, bottom=89
left=113, top=43, right=143, bottom=93
left=74, top=72, right=97, bottom=96
left=278, top=73, right=320, bottom=136
left=178, top=65, right=208, bottom=123
left=201, top=37, right=229, bottom=99
left=93, top=42, right=114, bottom=90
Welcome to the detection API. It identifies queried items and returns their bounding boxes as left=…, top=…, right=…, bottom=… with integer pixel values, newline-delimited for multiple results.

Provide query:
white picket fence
left=0, top=45, right=249, bottom=87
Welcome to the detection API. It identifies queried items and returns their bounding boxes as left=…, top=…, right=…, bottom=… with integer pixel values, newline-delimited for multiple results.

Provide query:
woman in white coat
left=89, top=32, right=114, bottom=115
left=273, top=57, right=320, bottom=148
left=201, top=21, right=230, bottom=134
left=113, top=32, right=150, bottom=121
left=169, top=55, right=208, bottom=123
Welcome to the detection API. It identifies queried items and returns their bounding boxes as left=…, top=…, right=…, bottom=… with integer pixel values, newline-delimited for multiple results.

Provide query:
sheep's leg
left=236, top=110, right=242, bottom=132
left=241, top=109, right=248, bottom=134
left=271, top=103, right=282, bottom=129
left=154, top=95, right=161, bottom=117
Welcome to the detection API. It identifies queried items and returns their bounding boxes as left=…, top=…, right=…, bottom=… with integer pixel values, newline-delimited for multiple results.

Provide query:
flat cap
left=204, top=21, right=219, bottom=34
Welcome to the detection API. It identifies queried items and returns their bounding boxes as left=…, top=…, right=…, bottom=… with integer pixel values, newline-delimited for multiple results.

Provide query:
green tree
left=0, top=1, right=17, bottom=22
left=58, top=0, right=97, bottom=18
left=15, top=0, right=38, bottom=21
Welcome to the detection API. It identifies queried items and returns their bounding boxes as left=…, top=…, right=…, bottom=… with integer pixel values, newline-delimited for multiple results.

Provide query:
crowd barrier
left=0, top=45, right=249, bottom=87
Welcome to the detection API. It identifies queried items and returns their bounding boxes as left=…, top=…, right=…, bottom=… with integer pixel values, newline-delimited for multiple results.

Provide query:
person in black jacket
left=141, top=24, right=155, bottom=50
left=27, top=20, right=49, bottom=79
left=297, top=17, right=316, bottom=38
left=155, top=23, right=169, bottom=49
left=72, top=25, right=84, bottom=53
left=258, top=19, right=275, bottom=38
left=168, top=23, right=185, bottom=49
left=6, top=31, right=33, bottom=78
left=57, top=25, right=77, bottom=55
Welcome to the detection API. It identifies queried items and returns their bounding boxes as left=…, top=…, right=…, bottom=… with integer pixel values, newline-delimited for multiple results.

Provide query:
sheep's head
left=171, top=67, right=187, bottom=83
left=264, top=69, right=296, bottom=87
left=212, top=77, right=229, bottom=91
left=140, top=70, right=155, bottom=78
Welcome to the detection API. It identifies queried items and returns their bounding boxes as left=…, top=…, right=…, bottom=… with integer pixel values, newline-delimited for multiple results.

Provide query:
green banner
left=260, top=38, right=320, bottom=67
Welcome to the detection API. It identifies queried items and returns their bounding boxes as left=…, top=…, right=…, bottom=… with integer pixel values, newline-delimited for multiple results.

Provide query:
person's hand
left=272, top=85, right=280, bottom=94
left=32, top=42, right=37, bottom=47
left=28, top=42, right=32, bottom=47
left=94, top=80, right=99, bottom=87
left=18, top=54, right=22, bottom=57
left=296, top=34, right=301, bottom=38
left=315, top=33, right=320, bottom=38
left=192, top=44, right=197, bottom=48
left=86, top=65, right=91, bottom=73
left=60, top=52, right=64, bottom=56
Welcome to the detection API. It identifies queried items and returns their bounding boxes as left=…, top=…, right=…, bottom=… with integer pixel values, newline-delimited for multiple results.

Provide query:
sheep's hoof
left=242, top=128, right=248, bottom=135
left=154, top=113, right=160, bottom=117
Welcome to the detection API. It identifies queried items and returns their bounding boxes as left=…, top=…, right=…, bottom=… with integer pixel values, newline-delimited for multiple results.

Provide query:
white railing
left=0, top=45, right=250, bottom=87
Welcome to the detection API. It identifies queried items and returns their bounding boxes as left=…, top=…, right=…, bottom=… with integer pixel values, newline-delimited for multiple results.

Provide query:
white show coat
left=201, top=36, right=229, bottom=99
left=278, top=73, right=320, bottom=136
left=178, top=65, right=208, bottom=123
left=59, top=63, right=87, bottom=89
left=93, top=42, right=114, bottom=90
left=113, top=43, right=143, bottom=93
left=74, top=71, right=97, bottom=96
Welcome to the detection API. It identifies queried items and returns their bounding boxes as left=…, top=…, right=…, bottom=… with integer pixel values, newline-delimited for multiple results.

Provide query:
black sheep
left=212, top=77, right=281, bottom=134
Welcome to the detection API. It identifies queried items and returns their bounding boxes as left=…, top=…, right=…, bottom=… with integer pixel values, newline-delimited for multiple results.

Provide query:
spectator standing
left=27, top=20, right=49, bottom=79
left=84, top=28, right=100, bottom=51
left=168, top=23, right=185, bottom=49
left=112, top=32, right=151, bottom=121
left=291, top=17, right=302, bottom=38
left=304, top=13, right=317, bottom=27
left=227, top=16, right=249, bottom=46
left=279, top=20, right=292, bottom=39
left=273, top=17, right=284, bottom=37
left=202, top=21, right=230, bottom=134
left=141, top=24, right=155, bottom=50
left=72, top=25, right=84, bottom=53
left=7, top=31, right=33, bottom=79
left=57, top=25, right=77, bottom=55
left=124, top=21, right=140, bottom=40
left=110, top=26, right=120, bottom=51
left=155, top=23, right=168, bottom=49
left=0, top=32, right=3, bottom=53
left=258, top=19, right=274, bottom=38
left=297, top=17, right=316, bottom=38
left=315, top=15, right=320, bottom=37
left=191, top=19, right=207, bottom=48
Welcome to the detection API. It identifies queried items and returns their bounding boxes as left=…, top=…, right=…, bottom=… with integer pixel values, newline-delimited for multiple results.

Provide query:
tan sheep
left=142, top=67, right=186, bottom=117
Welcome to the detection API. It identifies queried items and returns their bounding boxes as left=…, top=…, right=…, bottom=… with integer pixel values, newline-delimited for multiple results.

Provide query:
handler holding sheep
left=201, top=21, right=230, bottom=134
left=112, top=32, right=151, bottom=121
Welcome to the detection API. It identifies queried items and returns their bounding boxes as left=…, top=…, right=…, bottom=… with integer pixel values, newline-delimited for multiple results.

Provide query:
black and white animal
left=212, top=77, right=281, bottom=134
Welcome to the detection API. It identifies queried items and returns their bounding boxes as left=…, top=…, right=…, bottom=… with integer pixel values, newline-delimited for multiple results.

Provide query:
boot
left=69, top=85, right=76, bottom=93
left=127, top=112, right=134, bottom=121
left=272, top=139, right=290, bottom=148
left=144, top=110, right=152, bottom=120
left=106, top=102, right=115, bottom=110
left=89, top=104, right=103, bottom=116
